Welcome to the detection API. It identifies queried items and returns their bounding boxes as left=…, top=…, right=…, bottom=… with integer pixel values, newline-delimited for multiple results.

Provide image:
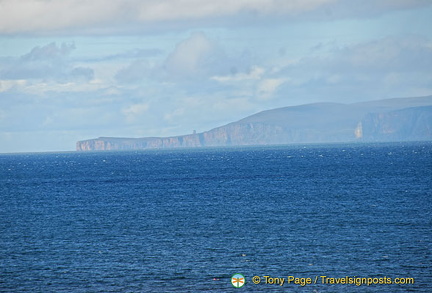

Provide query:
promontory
left=77, top=96, right=432, bottom=151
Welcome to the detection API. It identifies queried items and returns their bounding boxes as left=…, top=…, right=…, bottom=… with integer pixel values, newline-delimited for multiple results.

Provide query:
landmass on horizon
left=76, top=96, right=432, bottom=151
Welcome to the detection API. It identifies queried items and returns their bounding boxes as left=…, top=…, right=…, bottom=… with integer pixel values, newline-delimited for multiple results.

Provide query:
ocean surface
left=0, top=142, right=431, bottom=292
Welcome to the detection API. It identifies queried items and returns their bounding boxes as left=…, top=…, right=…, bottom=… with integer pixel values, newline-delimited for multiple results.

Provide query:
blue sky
left=1, top=0, right=432, bottom=153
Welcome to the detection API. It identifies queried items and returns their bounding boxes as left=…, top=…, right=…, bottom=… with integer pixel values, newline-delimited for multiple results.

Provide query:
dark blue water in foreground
left=1, top=143, right=431, bottom=292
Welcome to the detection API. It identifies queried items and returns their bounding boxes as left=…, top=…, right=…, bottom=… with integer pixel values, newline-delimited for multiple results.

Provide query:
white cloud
left=136, top=0, right=336, bottom=22
left=0, top=0, right=332, bottom=34
left=257, top=78, right=286, bottom=100
left=0, top=42, right=94, bottom=82
left=212, top=66, right=265, bottom=82
left=163, top=32, right=227, bottom=80
left=0, top=78, right=107, bottom=97
left=122, top=103, right=150, bottom=123
left=1, top=0, right=429, bottom=35
left=20, top=80, right=106, bottom=95
left=272, top=36, right=432, bottom=102
left=0, top=0, right=121, bottom=34
left=0, top=79, right=27, bottom=92
left=116, top=32, right=249, bottom=83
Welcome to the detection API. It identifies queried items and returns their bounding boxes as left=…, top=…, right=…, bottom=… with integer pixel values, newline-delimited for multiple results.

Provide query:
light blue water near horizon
left=0, top=142, right=431, bottom=292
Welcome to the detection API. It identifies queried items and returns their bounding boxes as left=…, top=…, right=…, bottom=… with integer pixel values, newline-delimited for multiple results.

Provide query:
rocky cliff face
left=76, top=96, right=432, bottom=151
left=76, top=134, right=203, bottom=151
left=360, top=106, right=432, bottom=141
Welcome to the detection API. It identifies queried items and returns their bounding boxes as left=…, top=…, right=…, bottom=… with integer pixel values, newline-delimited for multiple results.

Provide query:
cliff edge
left=76, top=96, right=432, bottom=151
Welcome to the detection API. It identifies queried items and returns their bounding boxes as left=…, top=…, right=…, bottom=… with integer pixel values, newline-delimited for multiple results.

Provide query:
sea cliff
left=77, top=96, right=432, bottom=151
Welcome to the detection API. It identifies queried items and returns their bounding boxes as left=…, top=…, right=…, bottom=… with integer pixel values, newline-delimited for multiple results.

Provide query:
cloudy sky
left=1, top=0, right=432, bottom=153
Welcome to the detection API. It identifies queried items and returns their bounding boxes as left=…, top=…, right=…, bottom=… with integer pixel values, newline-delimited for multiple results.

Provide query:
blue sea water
left=0, top=142, right=431, bottom=292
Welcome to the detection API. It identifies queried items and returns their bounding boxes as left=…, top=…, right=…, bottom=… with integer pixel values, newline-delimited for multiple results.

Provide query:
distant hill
left=76, top=96, right=432, bottom=151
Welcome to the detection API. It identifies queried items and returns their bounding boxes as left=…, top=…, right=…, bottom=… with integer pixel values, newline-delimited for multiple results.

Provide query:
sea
left=0, top=142, right=431, bottom=292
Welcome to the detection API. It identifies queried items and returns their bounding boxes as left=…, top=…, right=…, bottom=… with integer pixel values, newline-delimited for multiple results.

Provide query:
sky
left=0, top=0, right=432, bottom=153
